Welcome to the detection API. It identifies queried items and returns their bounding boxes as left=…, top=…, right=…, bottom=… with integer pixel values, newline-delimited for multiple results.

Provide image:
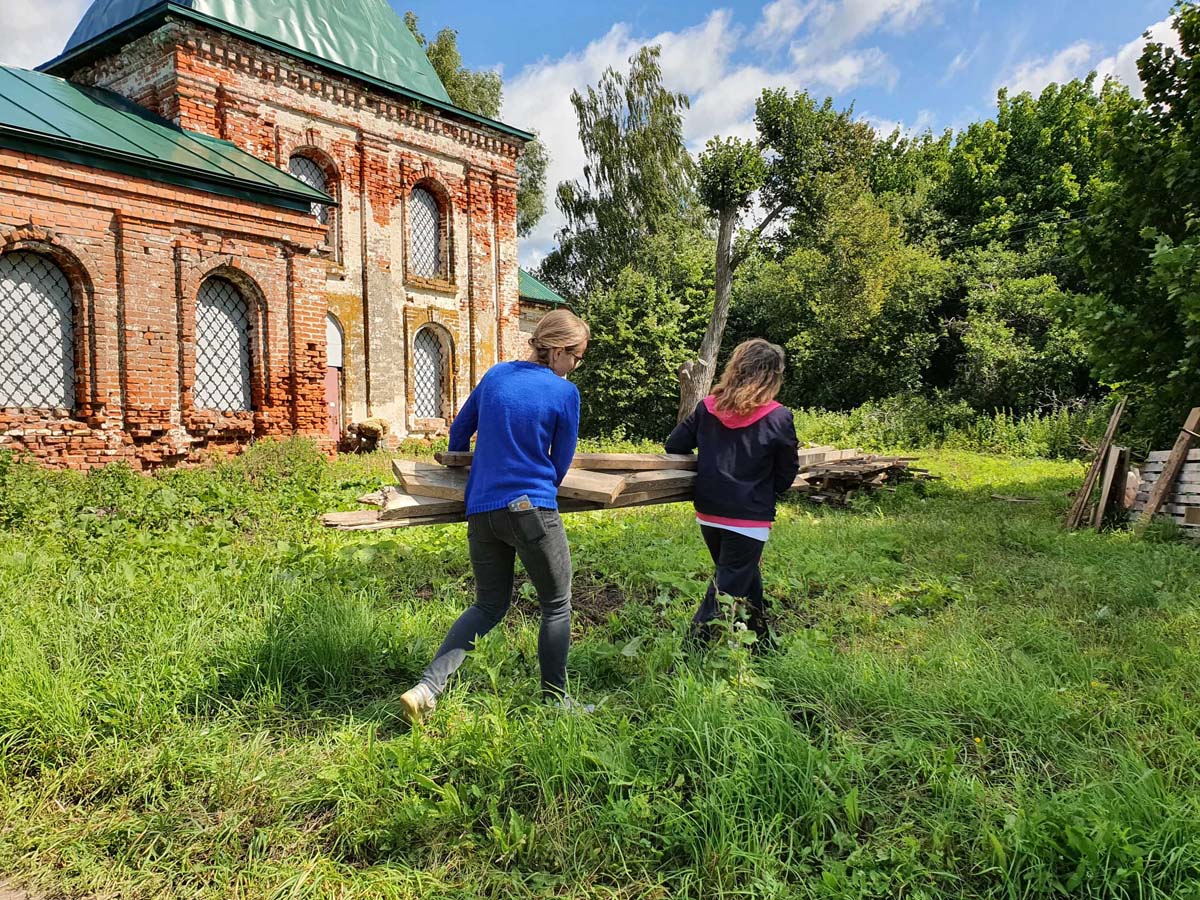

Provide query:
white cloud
left=866, top=108, right=936, bottom=137
left=505, top=1, right=945, bottom=264
left=0, top=0, right=87, bottom=69
left=751, top=0, right=816, bottom=50
left=1094, top=16, right=1178, bottom=99
left=999, top=16, right=1180, bottom=100
left=1002, top=40, right=1095, bottom=96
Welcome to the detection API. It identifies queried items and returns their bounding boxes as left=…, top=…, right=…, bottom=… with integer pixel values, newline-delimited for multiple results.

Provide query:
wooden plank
left=392, top=459, right=470, bottom=501
left=1135, top=490, right=1200, bottom=504
left=571, top=453, right=697, bottom=471
left=558, top=468, right=629, bottom=504
left=1137, top=408, right=1200, bottom=531
left=1144, top=449, right=1200, bottom=463
left=1067, top=399, right=1126, bottom=530
left=433, top=451, right=698, bottom=471
left=322, top=509, right=386, bottom=528
left=326, top=511, right=466, bottom=531
left=1139, top=466, right=1200, bottom=481
left=380, top=491, right=465, bottom=521
left=559, top=489, right=694, bottom=512
left=1187, top=508, right=1200, bottom=526
left=1092, top=446, right=1128, bottom=529
left=620, top=469, right=696, bottom=493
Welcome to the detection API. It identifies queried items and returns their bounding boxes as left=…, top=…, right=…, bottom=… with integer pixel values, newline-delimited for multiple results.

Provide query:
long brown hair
left=711, top=339, right=786, bottom=415
left=529, top=309, right=590, bottom=366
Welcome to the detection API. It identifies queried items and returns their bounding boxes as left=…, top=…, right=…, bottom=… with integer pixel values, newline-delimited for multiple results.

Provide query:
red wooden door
left=324, top=366, right=342, bottom=443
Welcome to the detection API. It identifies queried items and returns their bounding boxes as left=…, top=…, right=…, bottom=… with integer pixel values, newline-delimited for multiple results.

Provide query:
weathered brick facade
left=1, top=8, right=528, bottom=469
left=0, top=149, right=328, bottom=469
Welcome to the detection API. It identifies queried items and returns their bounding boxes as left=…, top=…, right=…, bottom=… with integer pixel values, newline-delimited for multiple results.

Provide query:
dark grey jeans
left=419, top=507, right=573, bottom=698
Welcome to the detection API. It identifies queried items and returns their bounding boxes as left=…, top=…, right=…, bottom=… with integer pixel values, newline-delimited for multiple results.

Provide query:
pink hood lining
left=703, top=395, right=781, bottom=429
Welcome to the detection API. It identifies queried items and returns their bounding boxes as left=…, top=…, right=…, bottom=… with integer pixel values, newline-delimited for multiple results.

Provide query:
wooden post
left=1067, top=398, right=1126, bottom=530
left=1136, top=407, right=1200, bottom=531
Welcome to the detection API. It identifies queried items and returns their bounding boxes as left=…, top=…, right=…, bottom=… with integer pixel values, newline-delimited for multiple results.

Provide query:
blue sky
left=0, top=0, right=1178, bottom=264
left=405, top=0, right=1176, bottom=263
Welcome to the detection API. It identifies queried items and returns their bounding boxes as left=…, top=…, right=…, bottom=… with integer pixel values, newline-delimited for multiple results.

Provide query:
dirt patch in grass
left=0, top=881, right=40, bottom=900
left=514, top=575, right=629, bottom=628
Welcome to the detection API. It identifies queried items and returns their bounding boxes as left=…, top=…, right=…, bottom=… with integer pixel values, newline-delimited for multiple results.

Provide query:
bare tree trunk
left=676, top=206, right=737, bottom=422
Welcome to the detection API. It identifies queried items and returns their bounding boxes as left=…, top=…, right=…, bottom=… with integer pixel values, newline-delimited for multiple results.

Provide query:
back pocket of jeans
left=512, top=507, right=548, bottom=542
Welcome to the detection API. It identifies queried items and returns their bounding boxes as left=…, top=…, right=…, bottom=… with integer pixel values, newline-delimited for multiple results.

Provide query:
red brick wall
left=65, top=17, right=528, bottom=443
left=0, top=149, right=329, bottom=470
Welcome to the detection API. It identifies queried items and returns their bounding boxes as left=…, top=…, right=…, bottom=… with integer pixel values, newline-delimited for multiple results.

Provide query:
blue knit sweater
left=449, top=361, right=581, bottom=515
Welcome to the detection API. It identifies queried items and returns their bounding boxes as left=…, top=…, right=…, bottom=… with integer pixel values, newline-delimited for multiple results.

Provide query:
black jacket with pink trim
left=665, top=398, right=800, bottom=523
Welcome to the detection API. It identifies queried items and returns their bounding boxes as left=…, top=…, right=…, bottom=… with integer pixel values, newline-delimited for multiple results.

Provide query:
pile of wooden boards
left=321, top=446, right=926, bottom=531
left=1133, top=450, right=1200, bottom=529
left=1131, top=407, right=1200, bottom=535
left=791, top=453, right=926, bottom=505
left=1067, top=404, right=1200, bottom=536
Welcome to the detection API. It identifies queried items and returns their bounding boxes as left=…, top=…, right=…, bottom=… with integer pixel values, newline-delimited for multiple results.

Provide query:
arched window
left=0, top=251, right=74, bottom=409
left=194, top=276, right=252, bottom=411
left=410, top=187, right=441, bottom=277
left=412, top=327, right=444, bottom=418
left=325, top=313, right=344, bottom=369
left=288, top=154, right=330, bottom=226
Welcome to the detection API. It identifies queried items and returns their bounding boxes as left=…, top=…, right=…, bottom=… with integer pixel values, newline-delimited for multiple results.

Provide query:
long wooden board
left=1137, top=408, right=1200, bottom=530
left=380, top=491, right=465, bottom=521
left=558, top=468, right=629, bottom=504
left=323, top=510, right=466, bottom=531
left=392, top=460, right=470, bottom=501
left=434, top=451, right=698, bottom=471
left=1093, top=446, right=1129, bottom=529
left=1144, top=449, right=1200, bottom=463
left=620, top=469, right=696, bottom=493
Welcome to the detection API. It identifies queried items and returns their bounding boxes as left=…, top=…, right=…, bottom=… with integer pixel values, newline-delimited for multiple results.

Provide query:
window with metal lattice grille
left=413, top=328, right=444, bottom=418
left=410, top=188, right=441, bottom=277
left=288, top=155, right=330, bottom=226
left=194, top=277, right=253, bottom=412
left=0, top=251, right=75, bottom=409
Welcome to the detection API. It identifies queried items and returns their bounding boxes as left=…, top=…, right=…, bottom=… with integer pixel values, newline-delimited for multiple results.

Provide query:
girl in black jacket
left=666, top=339, right=799, bottom=647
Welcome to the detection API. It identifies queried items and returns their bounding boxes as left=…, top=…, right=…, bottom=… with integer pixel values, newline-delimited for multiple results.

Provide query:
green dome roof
left=57, top=0, right=452, bottom=104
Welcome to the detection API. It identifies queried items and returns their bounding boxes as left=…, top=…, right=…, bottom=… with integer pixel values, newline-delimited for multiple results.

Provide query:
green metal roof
left=43, top=1, right=535, bottom=143
left=59, top=0, right=451, bottom=104
left=519, top=268, right=569, bottom=307
left=0, top=65, right=335, bottom=213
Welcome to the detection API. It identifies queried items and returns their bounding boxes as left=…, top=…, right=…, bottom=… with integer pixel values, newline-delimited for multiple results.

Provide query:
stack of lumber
left=321, top=447, right=926, bottom=531
left=1132, top=407, right=1200, bottom=536
left=790, top=453, right=926, bottom=506
left=1133, top=449, right=1200, bottom=532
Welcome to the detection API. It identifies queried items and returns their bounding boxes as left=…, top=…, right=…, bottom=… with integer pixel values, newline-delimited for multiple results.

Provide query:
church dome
left=54, top=0, right=452, bottom=104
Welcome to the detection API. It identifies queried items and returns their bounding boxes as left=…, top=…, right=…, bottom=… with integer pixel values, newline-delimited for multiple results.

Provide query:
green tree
left=405, top=12, right=548, bottom=236
left=676, top=136, right=765, bottom=420
left=1074, top=5, right=1200, bottom=439
left=677, top=90, right=879, bottom=419
left=576, top=218, right=714, bottom=436
left=538, top=46, right=694, bottom=300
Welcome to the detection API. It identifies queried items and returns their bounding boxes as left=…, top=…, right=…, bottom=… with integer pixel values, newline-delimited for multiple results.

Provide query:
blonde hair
left=711, top=339, right=786, bottom=415
left=529, top=309, right=590, bottom=366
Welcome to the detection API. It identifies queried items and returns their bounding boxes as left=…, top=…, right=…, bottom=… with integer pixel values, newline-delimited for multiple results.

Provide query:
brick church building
left=0, top=0, right=563, bottom=469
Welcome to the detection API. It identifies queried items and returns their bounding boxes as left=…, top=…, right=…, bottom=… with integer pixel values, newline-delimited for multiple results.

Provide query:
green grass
left=1, top=440, right=1199, bottom=899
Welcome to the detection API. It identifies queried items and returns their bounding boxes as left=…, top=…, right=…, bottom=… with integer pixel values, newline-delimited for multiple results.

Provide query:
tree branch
left=731, top=200, right=788, bottom=269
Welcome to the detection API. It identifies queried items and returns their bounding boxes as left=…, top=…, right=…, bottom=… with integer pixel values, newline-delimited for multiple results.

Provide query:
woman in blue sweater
left=401, top=310, right=590, bottom=723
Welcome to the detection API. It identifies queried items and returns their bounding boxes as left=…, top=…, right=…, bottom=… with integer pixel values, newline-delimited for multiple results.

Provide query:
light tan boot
left=400, top=683, right=436, bottom=724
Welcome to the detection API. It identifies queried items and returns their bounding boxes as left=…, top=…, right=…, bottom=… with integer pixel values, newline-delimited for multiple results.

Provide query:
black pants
left=419, top=507, right=572, bottom=699
left=691, top=524, right=769, bottom=638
